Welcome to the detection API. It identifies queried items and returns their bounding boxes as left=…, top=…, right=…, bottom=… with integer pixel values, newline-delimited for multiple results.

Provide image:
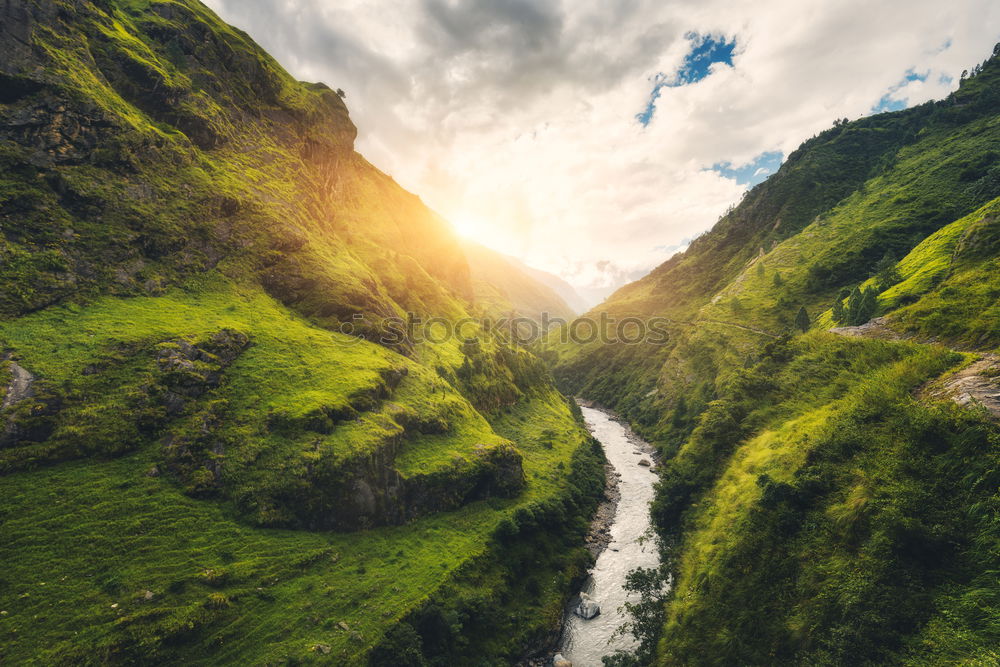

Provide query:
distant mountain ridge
left=501, top=253, right=590, bottom=315
left=462, top=241, right=580, bottom=323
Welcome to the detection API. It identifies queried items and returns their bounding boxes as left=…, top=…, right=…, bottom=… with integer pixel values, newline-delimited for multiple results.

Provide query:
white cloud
left=204, top=0, right=1000, bottom=304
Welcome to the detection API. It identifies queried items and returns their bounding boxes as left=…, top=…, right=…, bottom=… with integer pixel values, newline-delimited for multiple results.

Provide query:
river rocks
left=638, top=458, right=652, bottom=467
left=553, top=653, right=572, bottom=667
left=574, top=593, right=601, bottom=619
left=582, top=460, right=619, bottom=557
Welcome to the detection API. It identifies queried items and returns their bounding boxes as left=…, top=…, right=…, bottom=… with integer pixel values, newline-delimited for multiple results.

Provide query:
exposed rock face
left=156, top=330, right=250, bottom=494
left=155, top=328, right=250, bottom=413
left=0, top=0, right=367, bottom=318
left=0, top=354, right=59, bottom=450
left=1, top=356, right=34, bottom=410
left=293, top=439, right=526, bottom=531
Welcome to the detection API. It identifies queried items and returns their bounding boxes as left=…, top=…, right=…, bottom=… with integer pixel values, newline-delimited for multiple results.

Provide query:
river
left=558, top=405, right=661, bottom=666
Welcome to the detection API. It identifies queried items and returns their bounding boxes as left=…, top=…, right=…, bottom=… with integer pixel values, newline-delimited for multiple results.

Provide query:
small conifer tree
left=846, top=286, right=864, bottom=324
left=858, top=287, right=879, bottom=323
left=832, top=297, right=846, bottom=324
left=795, top=306, right=810, bottom=333
left=873, top=252, right=901, bottom=291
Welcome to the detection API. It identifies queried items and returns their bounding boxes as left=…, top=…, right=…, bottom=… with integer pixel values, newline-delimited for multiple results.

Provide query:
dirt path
left=696, top=318, right=782, bottom=339
left=828, top=319, right=1000, bottom=419
left=828, top=316, right=904, bottom=341
left=674, top=318, right=781, bottom=339
left=923, top=353, right=1000, bottom=419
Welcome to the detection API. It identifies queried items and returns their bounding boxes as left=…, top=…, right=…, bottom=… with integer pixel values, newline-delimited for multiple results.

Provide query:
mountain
left=462, top=241, right=577, bottom=324
left=0, top=1, right=604, bottom=663
left=555, top=47, right=1000, bottom=665
left=504, top=255, right=590, bottom=315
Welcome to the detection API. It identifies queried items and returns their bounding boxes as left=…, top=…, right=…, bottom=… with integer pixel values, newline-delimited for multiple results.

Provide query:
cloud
left=204, top=0, right=1000, bottom=304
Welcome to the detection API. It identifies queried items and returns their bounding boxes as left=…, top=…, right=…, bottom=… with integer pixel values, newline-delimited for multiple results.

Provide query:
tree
left=602, top=566, right=669, bottom=666
left=873, top=252, right=901, bottom=291
left=756, top=262, right=766, bottom=278
left=795, top=306, right=810, bottom=333
left=369, top=623, right=427, bottom=666
left=846, top=286, right=864, bottom=325
left=858, top=286, right=878, bottom=323
left=832, top=297, right=846, bottom=324
left=846, top=285, right=879, bottom=325
left=772, top=271, right=783, bottom=288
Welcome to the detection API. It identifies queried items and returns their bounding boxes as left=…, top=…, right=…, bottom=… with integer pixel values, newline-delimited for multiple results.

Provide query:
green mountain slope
left=462, top=241, right=577, bottom=324
left=0, top=1, right=603, bottom=663
left=556, top=48, right=1000, bottom=665
left=506, top=255, right=589, bottom=315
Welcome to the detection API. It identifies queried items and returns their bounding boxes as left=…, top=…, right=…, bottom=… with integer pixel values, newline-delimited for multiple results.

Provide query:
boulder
left=574, top=592, right=601, bottom=619
left=638, top=458, right=652, bottom=467
left=553, top=653, right=572, bottom=667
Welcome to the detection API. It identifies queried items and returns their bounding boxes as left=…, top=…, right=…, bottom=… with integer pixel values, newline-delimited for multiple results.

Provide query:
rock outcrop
left=574, top=593, right=600, bottom=620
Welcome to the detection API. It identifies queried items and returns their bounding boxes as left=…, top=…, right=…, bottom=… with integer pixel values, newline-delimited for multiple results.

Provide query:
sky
left=204, top=0, right=1000, bottom=306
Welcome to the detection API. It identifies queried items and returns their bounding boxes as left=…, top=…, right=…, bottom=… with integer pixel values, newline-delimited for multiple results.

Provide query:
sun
left=451, top=216, right=491, bottom=242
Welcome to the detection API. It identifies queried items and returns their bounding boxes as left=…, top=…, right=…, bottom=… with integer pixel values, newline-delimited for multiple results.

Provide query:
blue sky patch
left=710, top=151, right=784, bottom=187
left=870, top=69, right=928, bottom=114
left=637, top=32, right=736, bottom=126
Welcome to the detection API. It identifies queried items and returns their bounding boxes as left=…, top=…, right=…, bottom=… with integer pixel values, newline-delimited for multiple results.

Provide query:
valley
left=2, top=1, right=1000, bottom=666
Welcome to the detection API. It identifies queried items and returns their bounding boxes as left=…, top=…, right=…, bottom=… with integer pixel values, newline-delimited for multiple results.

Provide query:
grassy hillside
left=506, top=254, right=589, bottom=316
left=462, top=241, right=577, bottom=325
left=0, top=1, right=603, bottom=663
left=555, top=46, right=1000, bottom=665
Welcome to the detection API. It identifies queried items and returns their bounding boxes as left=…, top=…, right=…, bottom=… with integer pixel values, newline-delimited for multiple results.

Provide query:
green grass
left=0, top=272, right=545, bottom=523
left=0, top=399, right=584, bottom=664
left=0, top=304, right=597, bottom=665
left=0, top=0, right=610, bottom=663
left=0, top=271, right=602, bottom=663
left=551, top=44, right=1000, bottom=667
left=652, top=333, right=1000, bottom=665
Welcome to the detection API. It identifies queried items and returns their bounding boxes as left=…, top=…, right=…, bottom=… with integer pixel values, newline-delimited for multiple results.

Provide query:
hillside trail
left=693, top=318, right=782, bottom=338
left=829, top=317, right=1000, bottom=419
